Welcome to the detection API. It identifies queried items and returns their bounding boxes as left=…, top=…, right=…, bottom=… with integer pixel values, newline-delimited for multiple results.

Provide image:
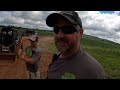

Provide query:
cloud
left=77, top=11, right=120, bottom=44
left=2, top=17, right=24, bottom=25
left=0, top=11, right=12, bottom=18
left=113, top=11, right=120, bottom=15
left=0, top=11, right=120, bottom=44
left=78, top=11, right=120, bottom=31
left=12, top=11, right=55, bottom=21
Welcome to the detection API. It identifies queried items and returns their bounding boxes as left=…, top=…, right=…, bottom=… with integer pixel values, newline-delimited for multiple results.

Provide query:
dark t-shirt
left=47, top=48, right=106, bottom=79
left=25, top=46, right=41, bottom=72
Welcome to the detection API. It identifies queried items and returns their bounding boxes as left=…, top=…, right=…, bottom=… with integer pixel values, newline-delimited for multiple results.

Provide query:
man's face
left=30, top=40, right=37, bottom=47
left=54, top=18, right=83, bottom=53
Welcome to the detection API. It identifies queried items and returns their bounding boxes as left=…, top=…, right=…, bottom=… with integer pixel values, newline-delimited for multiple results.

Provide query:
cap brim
left=46, top=13, right=76, bottom=27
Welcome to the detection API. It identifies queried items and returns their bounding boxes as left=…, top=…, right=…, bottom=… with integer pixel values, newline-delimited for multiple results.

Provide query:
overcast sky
left=0, top=11, right=120, bottom=44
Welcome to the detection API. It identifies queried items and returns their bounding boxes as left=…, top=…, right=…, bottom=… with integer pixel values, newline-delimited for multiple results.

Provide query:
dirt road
left=0, top=36, right=54, bottom=79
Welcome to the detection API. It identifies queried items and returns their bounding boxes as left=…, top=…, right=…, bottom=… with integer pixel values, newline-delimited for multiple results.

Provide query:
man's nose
left=56, top=30, right=64, bottom=38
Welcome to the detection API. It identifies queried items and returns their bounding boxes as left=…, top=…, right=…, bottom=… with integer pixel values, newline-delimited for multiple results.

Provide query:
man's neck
left=31, top=45, right=37, bottom=50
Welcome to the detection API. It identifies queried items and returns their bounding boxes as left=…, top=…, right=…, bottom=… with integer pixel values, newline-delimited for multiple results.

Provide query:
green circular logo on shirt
left=61, top=72, right=76, bottom=79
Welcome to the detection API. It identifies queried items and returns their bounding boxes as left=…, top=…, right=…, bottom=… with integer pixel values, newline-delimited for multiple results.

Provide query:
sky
left=0, top=11, right=120, bottom=44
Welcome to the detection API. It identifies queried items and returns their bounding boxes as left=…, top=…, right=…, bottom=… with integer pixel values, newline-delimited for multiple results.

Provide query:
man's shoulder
left=76, top=48, right=106, bottom=79
left=81, top=48, right=105, bottom=70
left=26, top=46, right=31, bottom=50
left=35, top=48, right=41, bottom=52
left=79, top=48, right=103, bottom=68
left=80, top=48, right=97, bottom=61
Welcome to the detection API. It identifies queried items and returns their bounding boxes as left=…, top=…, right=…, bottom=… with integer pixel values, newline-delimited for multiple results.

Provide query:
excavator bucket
left=0, top=53, right=17, bottom=65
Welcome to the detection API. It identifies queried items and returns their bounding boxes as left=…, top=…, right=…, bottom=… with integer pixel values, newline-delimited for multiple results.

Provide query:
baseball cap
left=28, top=35, right=37, bottom=41
left=46, top=11, right=82, bottom=28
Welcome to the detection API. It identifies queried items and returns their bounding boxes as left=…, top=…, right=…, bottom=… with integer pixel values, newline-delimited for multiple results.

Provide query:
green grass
left=48, top=42, right=57, bottom=53
left=48, top=34, right=120, bottom=79
left=37, top=30, right=54, bottom=36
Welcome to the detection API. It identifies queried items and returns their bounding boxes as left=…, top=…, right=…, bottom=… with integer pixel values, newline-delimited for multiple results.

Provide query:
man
left=21, top=35, right=41, bottom=79
left=46, top=11, right=106, bottom=79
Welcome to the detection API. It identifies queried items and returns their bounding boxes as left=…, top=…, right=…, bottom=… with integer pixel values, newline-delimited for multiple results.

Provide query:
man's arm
left=21, top=52, right=37, bottom=64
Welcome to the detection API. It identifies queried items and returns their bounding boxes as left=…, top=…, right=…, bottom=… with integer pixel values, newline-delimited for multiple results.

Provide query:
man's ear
left=79, top=28, right=83, bottom=38
left=80, top=28, right=83, bottom=35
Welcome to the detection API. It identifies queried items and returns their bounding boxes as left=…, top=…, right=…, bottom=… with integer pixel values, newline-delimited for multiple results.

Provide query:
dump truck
left=0, top=26, right=21, bottom=65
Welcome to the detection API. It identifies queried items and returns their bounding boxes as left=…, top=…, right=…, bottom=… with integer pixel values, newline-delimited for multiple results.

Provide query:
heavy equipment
left=0, top=26, right=21, bottom=65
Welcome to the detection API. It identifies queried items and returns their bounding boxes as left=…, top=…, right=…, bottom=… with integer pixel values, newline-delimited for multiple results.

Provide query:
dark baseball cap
left=46, top=11, right=82, bottom=28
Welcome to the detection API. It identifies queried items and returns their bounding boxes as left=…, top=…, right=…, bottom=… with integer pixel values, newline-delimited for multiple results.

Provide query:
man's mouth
left=57, top=41, right=67, bottom=46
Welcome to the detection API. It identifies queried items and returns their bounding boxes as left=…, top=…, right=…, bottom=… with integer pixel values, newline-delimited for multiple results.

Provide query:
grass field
left=37, top=30, right=54, bottom=37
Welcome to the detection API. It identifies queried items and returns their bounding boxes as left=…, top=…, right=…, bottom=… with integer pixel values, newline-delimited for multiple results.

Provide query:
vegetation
left=48, top=42, right=57, bottom=53
left=37, top=30, right=54, bottom=36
